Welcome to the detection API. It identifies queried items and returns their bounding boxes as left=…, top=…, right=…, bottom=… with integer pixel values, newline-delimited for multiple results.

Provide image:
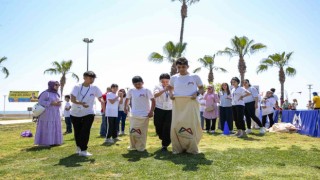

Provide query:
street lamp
left=83, top=38, right=94, bottom=71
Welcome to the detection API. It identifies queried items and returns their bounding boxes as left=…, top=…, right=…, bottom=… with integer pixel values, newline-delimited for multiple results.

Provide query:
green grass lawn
left=0, top=117, right=320, bottom=179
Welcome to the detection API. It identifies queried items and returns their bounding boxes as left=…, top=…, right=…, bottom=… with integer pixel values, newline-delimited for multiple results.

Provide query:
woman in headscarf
left=34, top=81, right=63, bottom=146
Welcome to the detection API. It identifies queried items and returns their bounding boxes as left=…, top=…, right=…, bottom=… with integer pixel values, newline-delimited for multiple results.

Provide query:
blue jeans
left=65, top=117, right=72, bottom=133
left=117, top=111, right=127, bottom=132
left=100, top=114, right=107, bottom=136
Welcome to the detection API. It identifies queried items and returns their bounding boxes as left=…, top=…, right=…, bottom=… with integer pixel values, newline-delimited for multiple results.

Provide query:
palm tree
left=217, top=36, right=266, bottom=85
left=257, top=52, right=296, bottom=104
left=172, top=0, right=200, bottom=56
left=149, top=41, right=187, bottom=76
left=44, top=60, right=79, bottom=99
left=193, top=55, right=227, bottom=84
left=0, top=57, right=9, bottom=78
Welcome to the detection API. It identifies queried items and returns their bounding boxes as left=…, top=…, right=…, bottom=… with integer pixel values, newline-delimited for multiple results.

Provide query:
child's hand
left=148, top=111, right=154, bottom=118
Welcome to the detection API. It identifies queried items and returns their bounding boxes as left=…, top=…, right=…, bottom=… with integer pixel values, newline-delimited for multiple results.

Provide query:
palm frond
left=163, top=41, right=176, bottom=58
left=148, top=52, right=164, bottom=63
left=261, top=58, right=274, bottom=66
left=285, top=67, right=296, bottom=77
left=62, top=60, right=73, bottom=72
left=212, top=66, right=227, bottom=73
left=1, top=67, right=9, bottom=78
left=51, top=61, right=62, bottom=72
left=217, top=48, right=237, bottom=58
left=193, top=67, right=201, bottom=73
left=0, top=56, right=7, bottom=64
left=71, top=73, right=80, bottom=82
left=256, top=64, right=269, bottom=74
left=44, top=68, right=58, bottom=75
left=250, top=43, right=267, bottom=54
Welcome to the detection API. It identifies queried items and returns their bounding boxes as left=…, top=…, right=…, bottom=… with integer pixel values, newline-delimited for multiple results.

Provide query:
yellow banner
left=9, top=91, right=40, bottom=102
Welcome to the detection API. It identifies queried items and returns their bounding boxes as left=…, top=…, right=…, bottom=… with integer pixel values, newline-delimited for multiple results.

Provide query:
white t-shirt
left=64, top=102, right=71, bottom=117
left=70, top=84, right=103, bottom=117
left=262, top=98, right=275, bottom=115
left=197, top=94, right=206, bottom=112
left=105, top=92, right=119, bottom=117
left=243, top=87, right=258, bottom=103
left=154, top=85, right=172, bottom=110
left=170, top=73, right=203, bottom=96
left=127, top=88, right=154, bottom=117
left=271, top=94, right=279, bottom=108
left=119, top=97, right=127, bottom=111
left=231, top=86, right=249, bottom=106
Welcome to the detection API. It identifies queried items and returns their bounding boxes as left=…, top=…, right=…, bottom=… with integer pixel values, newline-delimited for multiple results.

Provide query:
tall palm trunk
left=238, top=56, right=247, bottom=86
left=178, top=0, right=187, bottom=57
left=208, top=68, right=214, bottom=84
left=170, top=62, right=177, bottom=76
left=60, top=74, right=66, bottom=100
left=279, top=67, right=286, bottom=105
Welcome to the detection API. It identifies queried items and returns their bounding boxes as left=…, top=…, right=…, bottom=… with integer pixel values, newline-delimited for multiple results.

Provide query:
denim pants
left=117, top=111, right=127, bottom=132
left=65, top=117, right=72, bottom=133
left=100, top=114, right=107, bottom=136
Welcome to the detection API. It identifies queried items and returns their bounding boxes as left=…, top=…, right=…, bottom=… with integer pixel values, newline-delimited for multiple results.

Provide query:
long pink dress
left=203, top=93, right=219, bottom=119
left=34, top=92, right=63, bottom=145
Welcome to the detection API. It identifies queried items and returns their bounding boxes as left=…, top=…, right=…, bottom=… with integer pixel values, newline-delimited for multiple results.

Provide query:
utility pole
left=307, top=84, right=313, bottom=101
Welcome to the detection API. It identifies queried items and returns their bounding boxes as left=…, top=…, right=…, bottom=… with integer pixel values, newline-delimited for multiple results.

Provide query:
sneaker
left=127, top=146, right=136, bottom=151
left=114, top=137, right=121, bottom=141
left=75, top=146, right=81, bottom=154
left=245, top=129, right=252, bottom=134
left=105, top=138, right=114, bottom=144
left=210, top=130, right=215, bottom=134
left=232, top=130, right=241, bottom=136
left=120, top=131, right=125, bottom=135
left=237, top=131, right=247, bottom=138
left=259, top=127, right=266, bottom=134
left=79, top=151, right=92, bottom=157
left=161, top=146, right=168, bottom=152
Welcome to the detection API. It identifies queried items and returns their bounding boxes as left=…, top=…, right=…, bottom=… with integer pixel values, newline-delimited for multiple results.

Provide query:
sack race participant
left=168, top=57, right=204, bottom=154
left=125, top=76, right=155, bottom=152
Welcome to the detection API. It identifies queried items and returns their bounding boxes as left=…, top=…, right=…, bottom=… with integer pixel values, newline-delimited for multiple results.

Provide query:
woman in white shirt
left=243, top=79, right=265, bottom=134
left=219, top=83, right=233, bottom=132
left=261, top=91, right=276, bottom=128
left=117, top=88, right=129, bottom=135
left=230, top=77, right=251, bottom=138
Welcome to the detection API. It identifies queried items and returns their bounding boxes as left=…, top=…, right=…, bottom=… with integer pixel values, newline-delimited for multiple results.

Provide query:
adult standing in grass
left=70, top=71, right=104, bottom=157
left=230, top=77, right=251, bottom=138
left=203, top=85, right=219, bottom=134
left=34, top=81, right=63, bottom=146
left=153, top=73, right=173, bottom=152
left=168, top=57, right=204, bottom=154
left=218, top=83, right=233, bottom=132
left=243, top=79, right=265, bottom=134
left=312, top=92, right=320, bottom=110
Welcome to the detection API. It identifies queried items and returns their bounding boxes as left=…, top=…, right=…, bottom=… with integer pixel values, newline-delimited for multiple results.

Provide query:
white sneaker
left=79, top=151, right=92, bottom=157
left=210, top=130, right=215, bottom=134
left=105, top=138, right=114, bottom=144
left=245, top=129, right=252, bottom=134
left=75, top=146, right=81, bottom=154
left=259, top=127, right=266, bottom=134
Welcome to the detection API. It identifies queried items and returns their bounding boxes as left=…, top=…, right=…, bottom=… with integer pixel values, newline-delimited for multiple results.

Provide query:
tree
left=257, top=52, right=296, bottom=104
left=0, top=56, right=9, bottom=78
left=172, top=0, right=200, bottom=56
left=149, top=41, right=187, bottom=76
left=193, top=54, right=227, bottom=84
left=44, top=60, right=79, bottom=99
left=217, top=36, right=266, bottom=85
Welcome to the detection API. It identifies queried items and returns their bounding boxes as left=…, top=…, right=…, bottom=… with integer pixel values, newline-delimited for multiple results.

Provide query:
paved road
left=0, top=119, right=33, bottom=125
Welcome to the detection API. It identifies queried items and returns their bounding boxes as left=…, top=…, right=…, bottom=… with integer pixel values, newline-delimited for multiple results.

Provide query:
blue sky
left=1, top=0, right=320, bottom=111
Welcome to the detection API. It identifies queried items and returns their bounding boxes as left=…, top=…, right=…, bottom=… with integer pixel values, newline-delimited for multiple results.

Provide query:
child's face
left=65, top=98, right=70, bottom=102
left=160, top=79, right=170, bottom=87
left=111, top=86, right=118, bottom=93
left=133, top=82, right=143, bottom=89
left=84, top=76, right=95, bottom=84
left=177, top=64, right=188, bottom=74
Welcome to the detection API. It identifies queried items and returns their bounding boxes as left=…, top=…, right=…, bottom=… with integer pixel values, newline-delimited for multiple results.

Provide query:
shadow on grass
left=152, top=150, right=213, bottom=171
left=122, top=150, right=151, bottom=162
left=23, top=146, right=52, bottom=152
left=55, top=154, right=95, bottom=167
